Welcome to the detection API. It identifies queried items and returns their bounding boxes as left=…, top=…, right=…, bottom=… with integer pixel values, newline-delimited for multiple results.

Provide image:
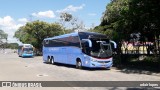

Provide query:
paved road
left=0, top=49, right=160, bottom=90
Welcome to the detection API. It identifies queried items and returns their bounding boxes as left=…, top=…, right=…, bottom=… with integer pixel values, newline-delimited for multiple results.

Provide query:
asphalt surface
left=0, top=49, right=160, bottom=90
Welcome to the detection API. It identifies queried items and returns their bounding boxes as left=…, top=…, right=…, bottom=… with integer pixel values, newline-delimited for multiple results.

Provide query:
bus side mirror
left=81, top=39, right=92, bottom=55
left=110, top=40, right=117, bottom=51
left=81, top=41, right=89, bottom=48
left=81, top=39, right=92, bottom=48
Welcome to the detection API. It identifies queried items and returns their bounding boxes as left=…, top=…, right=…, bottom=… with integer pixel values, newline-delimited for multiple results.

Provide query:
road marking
left=36, top=74, right=48, bottom=77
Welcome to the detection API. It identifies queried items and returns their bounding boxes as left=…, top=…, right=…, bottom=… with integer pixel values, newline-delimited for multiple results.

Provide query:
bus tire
left=51, top=57, right=54, bottom=65
left=76, top=59, right=82, bottom=69
left=47, top=56, right=51, bottom=64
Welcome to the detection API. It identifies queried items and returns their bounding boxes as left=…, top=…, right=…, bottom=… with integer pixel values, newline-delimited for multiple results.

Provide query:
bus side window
left=81, top=41, right=90, bottom=55
left=45, top=40, right=49, bottom=44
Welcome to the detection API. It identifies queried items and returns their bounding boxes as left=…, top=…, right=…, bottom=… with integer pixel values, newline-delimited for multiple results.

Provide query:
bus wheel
left=47, top=57, right=51, bottom=64
left=76, top=59, right=82, bottom=69
left=51, top=57, right=54, bottom=65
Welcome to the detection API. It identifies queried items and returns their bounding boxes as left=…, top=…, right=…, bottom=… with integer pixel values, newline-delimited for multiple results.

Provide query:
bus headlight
left=85, top=61, right=88, bottom=64
left=91, top=58, right=97, bottom=62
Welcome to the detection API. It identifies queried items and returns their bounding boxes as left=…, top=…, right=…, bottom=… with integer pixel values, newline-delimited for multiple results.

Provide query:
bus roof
left=44, top=32, right=78, bottom=40
left=44, top=32, right=108, bottom=40
left=19, top=44, right=33, bottom=47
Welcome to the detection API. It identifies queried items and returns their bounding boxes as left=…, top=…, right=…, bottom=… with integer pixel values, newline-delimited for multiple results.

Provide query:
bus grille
left=97, top=61, right=110, bottom=63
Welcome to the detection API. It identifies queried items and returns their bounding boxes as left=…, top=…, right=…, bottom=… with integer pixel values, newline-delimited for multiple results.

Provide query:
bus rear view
left=43, top=32, right=116, bottom=69
left=18, top=44, right=34, bottom=57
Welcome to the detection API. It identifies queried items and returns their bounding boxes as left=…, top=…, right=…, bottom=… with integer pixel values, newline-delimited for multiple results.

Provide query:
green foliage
left=59, top=12, right=85, bottom=32
left=92, top=26, right=118, bottom=40
left=0, top=29, right=8, bottom=40
left=128, top=0, right=160, bottom=42
left=14, top=20, right=64, bottom=51
left=59, top=12, right=74, bottom=33
left=93, top=0, right=130, bottom=42
left=60, top=12, right=73, bottom=22
left=96, top=0, right=160, bottom=42
left=94, top=0, right=160, bottom=55
left=6, top=43, right=19, bottom=49
left=92, top=0, right=160, bottom=58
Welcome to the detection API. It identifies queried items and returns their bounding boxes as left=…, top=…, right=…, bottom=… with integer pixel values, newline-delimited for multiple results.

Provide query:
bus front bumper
left=84, top=57, right=113, bottom=68
left=89, top=61, right=113, bottom=68
left=22, top=54, right=33, bottom=57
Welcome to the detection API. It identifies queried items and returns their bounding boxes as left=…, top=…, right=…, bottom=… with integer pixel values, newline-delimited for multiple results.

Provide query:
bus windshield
left=23, top=48, right=33, bottom=51
left=90, top=39, right=112, bottom=58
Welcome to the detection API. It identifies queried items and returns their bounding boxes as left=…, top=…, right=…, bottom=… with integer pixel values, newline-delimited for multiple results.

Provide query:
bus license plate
left=101, top=63, right=106, bottom=67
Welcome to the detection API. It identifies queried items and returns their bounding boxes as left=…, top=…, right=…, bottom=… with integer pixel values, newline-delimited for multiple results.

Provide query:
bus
left=43, top=32, right=116, bottom=69
left=18, top=44, right=34, bottom=57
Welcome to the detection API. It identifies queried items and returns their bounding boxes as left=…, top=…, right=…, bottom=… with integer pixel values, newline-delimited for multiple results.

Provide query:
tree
left=59, top=12, right=86, bottom=33
left=95, top=0, right=160, bottom=54
left=0, top=29, right=8, bottom=50
left=14, top=20, right=64, bottom=52
left=59, top=12, right=73, bottom=34
left=5, top=43, right=19, bottom=49
left=128, top=0, right=160, bottom=39
left=0, top=30, right=8, bottom=44
left=128, top=0, right=160, bottom=54
left=92, top=0, right=129, bottom=42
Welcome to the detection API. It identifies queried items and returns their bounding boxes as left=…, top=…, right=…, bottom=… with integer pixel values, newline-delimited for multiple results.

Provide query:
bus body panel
left=43, top=46, right=83, bottom=65
left=43, top=32, right=115, bottom=69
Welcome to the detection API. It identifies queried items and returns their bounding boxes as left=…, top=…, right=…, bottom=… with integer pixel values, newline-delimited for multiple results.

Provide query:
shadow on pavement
left=113, top=65, right=160, bottom=76
left=107, top=87, right=158, bottom=90
left=45, top=62, right=110, bottom=71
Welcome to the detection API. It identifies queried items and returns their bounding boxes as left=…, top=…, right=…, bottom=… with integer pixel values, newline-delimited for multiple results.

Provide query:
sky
left=0, top=0, right=110, bottom=44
